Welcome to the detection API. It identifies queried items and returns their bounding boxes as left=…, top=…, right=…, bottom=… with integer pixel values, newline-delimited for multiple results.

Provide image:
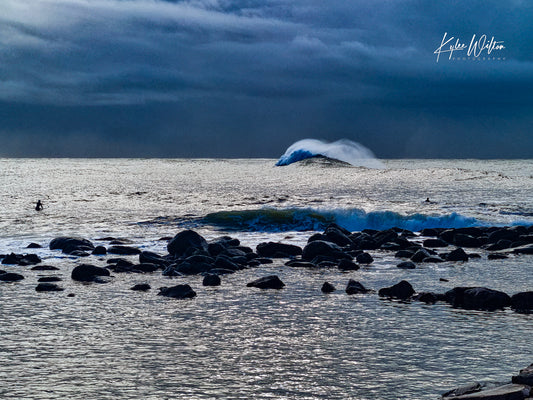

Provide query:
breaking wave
left=275, top=139, right=384, bottom=168
left=203, top=208, right=481, bottom=232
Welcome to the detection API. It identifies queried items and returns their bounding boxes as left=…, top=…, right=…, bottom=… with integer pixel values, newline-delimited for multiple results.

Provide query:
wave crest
left=203, top=208, right=480, bottom=232
left=275, top=139, right=384, bottom=168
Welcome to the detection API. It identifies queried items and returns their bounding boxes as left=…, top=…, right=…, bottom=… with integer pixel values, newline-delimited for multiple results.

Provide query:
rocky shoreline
left=1, top=223, right=532, bottom=398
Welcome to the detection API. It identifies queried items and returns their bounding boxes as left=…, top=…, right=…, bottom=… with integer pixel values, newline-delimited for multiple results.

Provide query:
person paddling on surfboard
left=35, top=200, right=43, bottom=211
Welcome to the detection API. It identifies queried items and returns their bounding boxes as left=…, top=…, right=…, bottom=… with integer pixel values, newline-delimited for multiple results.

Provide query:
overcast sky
left=1, top=0, right=532, bottom=158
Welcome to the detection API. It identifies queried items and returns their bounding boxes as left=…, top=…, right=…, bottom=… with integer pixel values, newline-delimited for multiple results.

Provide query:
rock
left=302, top=240, right=349, bottom=261
left=446, top=248, right=469, bottom=262
left=442, top=382, right=482, bottom=398
left=158, top=284, right=196, bottom=299
left=130, top=283, right=151, bottom=291
left=445, top=287, right=511, bottom=311
left=92, top=246, right=107, bottom=255
left=27, top=243, right=42, bottom=248
left=395, top=250, right=415, bottom=258
left=378, top=280, right=415, bottom=300
left=31, top=265, right=59, bottom=271
left=321, top=282, right=336, bottom=293
left=2, top=253, right=41, bottom=266
left=202, top=273, right=221, bottom=286
left=510, top=291, right=533, bottom=313
left=423, top=238, right=449, bottom=248
left=0, top=272, right=25, bottom=282
left=175, top=261, right=213, bottom=275
left=411, top=248, right=432, bottom=262
left=107, top=245, right=141, bottom=255
left=512, top=244, right=533, bottom=255
left=215, top=256, right=241, bottom=271
left=356, top=252, right=373, bottom=264
left=397, top=261, right=416, bottom=269
left=247, top=275, right=285, bottom=289
left=256, top=242, right=302, bottom=258
left=167, top=230, right=208, bottom=257
left=69, top=250, right=90, bottom=257
left=421, top=228, right=440, bottom=237
left=35, top=283, right=64, bottom=292
left=139, top=251, right=168, bottom=267
left=488, top=228, right=520, bottom=243
left=50, top=237, right=94, bottom=254
left=323, top=225, right=353, bottom=246
left=412, top=292, right=440, bottom=304
left=71, top=264, right=110, bottom=282
left=132, top=263, right=159, bottom=273
left=345, top=279, right=369, bottom=295
left=286, top=260, right=318, bottom=268
left=423, top=256, right=445, bottom=263
left=512, top=363, right=533, bottom=386
left=38, top=277, right=62, bottom=282
left=443, top=383, right=529, bottom=399
left=487, top=253, right=508, bottom=260
left=454, top=234, right=482, bottom=248
left=338, top=259, right=359, bottom=271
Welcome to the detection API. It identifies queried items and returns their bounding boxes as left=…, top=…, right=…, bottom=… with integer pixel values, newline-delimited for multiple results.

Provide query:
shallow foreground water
left=0, top=159, right=532, bottom=399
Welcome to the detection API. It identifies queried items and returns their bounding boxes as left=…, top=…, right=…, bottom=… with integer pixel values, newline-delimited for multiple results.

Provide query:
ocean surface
left=0, top=158, right=532, bottom=399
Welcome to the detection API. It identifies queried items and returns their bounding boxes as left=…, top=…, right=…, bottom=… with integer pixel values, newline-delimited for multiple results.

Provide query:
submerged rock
left=50, top=237, right=94, bottom=254
left=445, top=287, right=511, bottom=311
left=31, top=265, right=59, bottom=271
left=378, top=280, right=415, bottom=300
left=0, top=272, right=25, bottom=282
left=130, top=283, right=151, bottom=291
left=510, top=291, right=533, bottom=313
left=345, top=279, right=369, bottom=295
left=247, top=275, right=285, bottom=289
left=442, top=383, right=529, bottom=399
left=71, top=264, right=110, bottom=282
left=158, top=284, right=196, bottom=299
left=107, top=245, right=141, bottom=255
left=35, top=283, right=64, bottom=292
left=338, top=259, right=359, bottom=271
left=38, top=277, right=62, bottom=282
left=321, top=282, right=336, bottom=293
left=397, top=261, right=416, bottom=269
left=256, top=242, right=302, bottom=258
left=442, top=382, right=482, bottom=398
left=202, top=273, right=221, bottom=286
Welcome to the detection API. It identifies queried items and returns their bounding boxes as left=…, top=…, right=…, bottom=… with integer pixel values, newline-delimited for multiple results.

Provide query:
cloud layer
left=0, top=0, right=531, bottom=157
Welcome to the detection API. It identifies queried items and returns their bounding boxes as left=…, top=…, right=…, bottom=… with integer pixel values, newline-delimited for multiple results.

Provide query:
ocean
left=0, top=158, right=532, bottom=399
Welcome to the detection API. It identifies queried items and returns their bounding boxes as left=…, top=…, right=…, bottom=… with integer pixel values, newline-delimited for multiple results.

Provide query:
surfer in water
left=35, top=200, right=43, bottom=211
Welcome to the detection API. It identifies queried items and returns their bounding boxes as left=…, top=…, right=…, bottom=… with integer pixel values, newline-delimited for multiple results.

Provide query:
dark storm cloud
left=0, top=0, right=531, bottom=157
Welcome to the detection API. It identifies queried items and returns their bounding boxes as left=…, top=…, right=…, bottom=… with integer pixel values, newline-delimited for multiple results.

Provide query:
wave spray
left=275, top=138, right=384, bottom=168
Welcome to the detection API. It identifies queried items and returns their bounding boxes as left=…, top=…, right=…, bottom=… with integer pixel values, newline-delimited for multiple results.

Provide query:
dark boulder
left=27, top=243, right=42, bottom=249
left=130, top=283, right=151, bottom=291
left=2, top=253, right=41, bottom=266
left=215, top=256, right=241, bottom=271
left=50, top=237, right=94, bottom=254
left=453, top=234, right=481, bottom=248
left=158, top=284, right=196, bottom=299
left=372, top=229, right=398, bottom=246
left=286, top=260, right=318, bottom=268
left=92, top=246, right=107, bottom=255
left=31, top=265, right=59, bottom=271
left=446, top=248, right=469, bottom=262
left=256, top=242, right=302, bottom=258
left=395, top=250, right=415, bottom=258
left=378, top=280, right=415, bottom=300
left=487, top=253, right=508, bottom=260
left=321, top=282, right=336, bottom=293
left=323, top=225, right=353, bottom=247
left=356, top=252, right=373, bottom=264
left=510, top=291, right=533, bottom=313
left=397, top=261, right=416, bottom=269
left=345, top=279, right=369, bottom=295
left=71, top=264, right=110, bottom=282
left=167, top=230, right=208, bottom=257
left=35, top=283, right=64, bottom=292
left=445, top=287, right=511, bottom=311
left=132, top=263, right=159, bottom=273
left=139, top=251, right=168, bottom=267
left=420, top=228, right=440, bottom=237
left=441, top=382, right=482, bottom=398
left=512, top=364, right=533, bottom=386
left=247, top=275, right=285, bottom=289
left=175, top=261, right=213, bottom=275
left=423, top=238, right=448, bottom=248
left=412, top=292, right=439, bottom=304
left=107, top=245, right=141, bottom=255
left=338, top=259, right=359, bottom=271
left=202, top=273, right=221, bottom=286
left=513, top=244, right=533, bottom=255
left=423, top=256, right=445, bottom=263
left=488, top=228, right=520, bottom=243
left=38, top=277, right=62, bottom=282
left=0, top=272, right=24, bottom=282
left=208, top=242, right=226, bottom=257
left=302, top=240, right=349, bottom=261
left=411, top=248, right=432, bottom=262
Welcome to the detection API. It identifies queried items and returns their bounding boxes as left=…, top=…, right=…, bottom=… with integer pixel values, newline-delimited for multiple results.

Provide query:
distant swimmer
left=425, top=198, right=431, bottom=203
left=35, top=200, right=43, bottom=211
